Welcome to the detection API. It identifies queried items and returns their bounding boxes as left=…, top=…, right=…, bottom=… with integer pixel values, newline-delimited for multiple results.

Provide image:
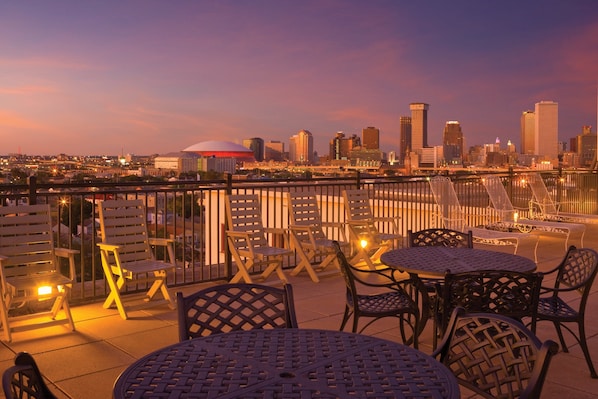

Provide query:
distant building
left=575, top=125, right=596, bottom=167
left=520, top=110, right=535, bottom=155
left=264, top=141, right=284, bottom=161
left=199, top=157, right=236, bottom=174
left=399, top=116, right=412, bottom=165
left=289, top=129, right=314, bottom=164
left=361, top=127, right=380, bottom=150
left=329, top=132, right=360, bottom=160
left=442, top=121, right=464, bottom=165
left=410, top=103, right=429, bottom=151
left=242, top=137, right=264, bottom=162
left=535, top=101, right=558, bottom=160
left=154, top=152, right=199, bottom=173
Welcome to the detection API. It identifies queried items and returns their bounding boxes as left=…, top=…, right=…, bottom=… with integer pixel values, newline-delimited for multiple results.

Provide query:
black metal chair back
left=408, top=228, right=473, bottom=248
left=434, top=307, right=558, bottom=399
left=2, top=352, right=57, bottom=399
left=176, top=283, right=298, bottom=341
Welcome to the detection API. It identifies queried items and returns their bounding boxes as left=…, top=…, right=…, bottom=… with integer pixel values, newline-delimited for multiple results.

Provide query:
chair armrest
left=148, top=237, right=174, bottom=246
left=54, top=248, right=78, bottom=281
left=97, top=242, right=120, bottom=251
left=264, top=227, right=289, bottom=248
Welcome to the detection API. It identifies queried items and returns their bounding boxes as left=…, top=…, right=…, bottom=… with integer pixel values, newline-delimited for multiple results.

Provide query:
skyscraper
left=535, top=101, right=558, bottom=159
left=330, top=132, right=360, bottom=160
left=520, top=111, right=535, bottom=155
left=264, top=141, right=284, bottom=161
left=242, top=137, right=264, bottom=162
left=361, top=126, right=379, bottom=150
left=289, top=129, right=314, bottom=164
left=399, top=116, right=412, bottom=165
left=410, top=103, right=429, bottom=151
left=442, top=121, right=464, bottom=164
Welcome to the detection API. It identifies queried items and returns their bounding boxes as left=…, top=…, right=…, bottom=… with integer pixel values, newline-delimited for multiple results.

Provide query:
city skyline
left=1, top=1, right=597, bottom=156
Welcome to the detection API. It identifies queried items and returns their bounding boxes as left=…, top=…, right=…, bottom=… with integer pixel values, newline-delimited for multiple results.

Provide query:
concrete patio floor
left=1, top=228, right=598, bottom=399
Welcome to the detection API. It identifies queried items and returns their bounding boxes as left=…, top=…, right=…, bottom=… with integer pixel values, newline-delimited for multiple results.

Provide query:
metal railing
left=1, top=169, right=596, bottom=304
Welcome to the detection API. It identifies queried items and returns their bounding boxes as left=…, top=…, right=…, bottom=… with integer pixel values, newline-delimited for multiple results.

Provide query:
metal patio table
left=113, top=328, right=460, bottom=399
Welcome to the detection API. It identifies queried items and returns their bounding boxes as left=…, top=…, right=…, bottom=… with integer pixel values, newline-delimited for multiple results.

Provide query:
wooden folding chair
left=342, top=189, right=402, bottom=269
left=0, top=204, right=76, bottom=342
left=97, top=199, right=176, bottom=319
left=225, top=194, right=292, bottom=284
left=287, top=191, right=348, bottom=282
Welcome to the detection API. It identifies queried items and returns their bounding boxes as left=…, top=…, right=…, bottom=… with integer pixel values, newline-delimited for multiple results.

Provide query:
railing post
left=224, top=173, right=232, bottom=278
left=355, top=170, right=361, bottom=189
left=27, top=175, right=37, bottom=205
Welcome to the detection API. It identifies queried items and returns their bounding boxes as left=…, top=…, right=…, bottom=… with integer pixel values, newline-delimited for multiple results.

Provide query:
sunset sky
left=1, top=1, right=597, bottom=156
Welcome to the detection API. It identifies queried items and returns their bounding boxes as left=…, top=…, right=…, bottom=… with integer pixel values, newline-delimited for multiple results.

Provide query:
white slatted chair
left=526, top=173, right=598, bottom=224
left=342, top=189, right=402, bottom=269
left=429, top=176, right=539, bottom=262
left=482, top=175, right=585, bottom=251
left=287, top=191, right=348, bottom=282
left=225, top=194, right=292, bottom=284
left=0, top=204, right=76, bottom=342
left=97, top=199, right=176, bottom=320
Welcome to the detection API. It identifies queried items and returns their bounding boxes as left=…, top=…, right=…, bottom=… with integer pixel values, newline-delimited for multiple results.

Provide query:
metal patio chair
left=0, top=204, right=76, bottom=342
left=433, top=307, right=558, bottom=399
left=333, top=241, right=421, bottom=348
left=97, top=199, right=176, bottom=320
left=176, top=282, right=298, bottom=341
left=532, top=245, right=598, bottom=378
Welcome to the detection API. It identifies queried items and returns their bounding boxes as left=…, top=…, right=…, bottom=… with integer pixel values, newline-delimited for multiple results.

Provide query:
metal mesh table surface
left=380, top=247, right=536, bottom=276
left=113, top=328, right=460, bottom=399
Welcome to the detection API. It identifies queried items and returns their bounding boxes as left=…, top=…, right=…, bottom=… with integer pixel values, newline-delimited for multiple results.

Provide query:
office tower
left=264, top=141, right=284, bottom=161
left=242, top=137, right=264, bottom=162
left=361, top=127, right=380, bottom=150
left=520, top=111, right=535, bottom=155
left=410, top=103, right=429, bottom=151
left=399, top=116, right=412, bottom=164
left=575, top=126, right=596, bottom=167
left=330, top=132, right=360, bottom=160
left=535, top=101, right=558, bottom=159
left=289, top=129, right=314, bottom=164
left=442, top=121, right=464, bottom=164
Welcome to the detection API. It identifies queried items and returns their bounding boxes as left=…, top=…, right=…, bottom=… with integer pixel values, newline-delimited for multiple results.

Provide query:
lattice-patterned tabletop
left=381, top=247, right=536, bottom=276
left=113, top=328, right=460, bottom=399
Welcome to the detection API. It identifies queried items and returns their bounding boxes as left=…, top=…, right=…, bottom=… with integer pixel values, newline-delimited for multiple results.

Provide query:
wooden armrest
left=226, top=230, right=253, bottom=239
left=97, top=242, right=120, bottom=251
left=54, top=247, right=79, bottom=257
left=264, top=227, right=286, bottom=235
left=149, top=237, right=174, bottom=246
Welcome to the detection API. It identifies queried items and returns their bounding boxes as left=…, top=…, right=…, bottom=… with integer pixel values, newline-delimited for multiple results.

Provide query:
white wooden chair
left=0, top=204, right=76, bottom=342
left=482, top=175, right=585, bottom=250
left=97, top=199, right=176, bottom=320
left=225, top=194, right=292, bottom=284
left=429, top=176, right=539, bottom=262
left=525, top=173, right=598, bottom=224
left=342, top=189, right=402, bottom=269
left=287, top=191, right=348, bottom=282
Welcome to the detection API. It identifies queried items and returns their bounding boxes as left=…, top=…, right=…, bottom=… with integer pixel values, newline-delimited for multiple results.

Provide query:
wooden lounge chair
left=0, top=204, right=76, bottom=342
left=287, top=191, right=348, bottom=282
left=97, top=199, right=176, bottom=320
left=225, top=194, right=292, bottom=284
left=342, top=189, right=402, bottom=269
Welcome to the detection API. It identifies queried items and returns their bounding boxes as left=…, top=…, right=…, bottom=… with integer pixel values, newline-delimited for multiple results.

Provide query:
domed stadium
left=182, top=140, right=255, bottom=161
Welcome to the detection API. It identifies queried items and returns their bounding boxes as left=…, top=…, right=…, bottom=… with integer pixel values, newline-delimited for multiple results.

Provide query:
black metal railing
left=1, top=169, right=596, bottom=304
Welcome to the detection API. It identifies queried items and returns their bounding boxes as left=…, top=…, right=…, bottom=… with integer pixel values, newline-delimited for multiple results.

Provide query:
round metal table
left=113, top=328, right=460, bottom=399
left=380, top=246, right=537, bottom=276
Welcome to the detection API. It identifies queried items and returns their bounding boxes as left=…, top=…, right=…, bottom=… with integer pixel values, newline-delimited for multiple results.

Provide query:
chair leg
left=0, top=293, right=12, bottom=342
left=339, top=307, right=352, bottom=331
left=578, top=322, right=598, bottom=378
left=553, top=321, right=569, bottom=352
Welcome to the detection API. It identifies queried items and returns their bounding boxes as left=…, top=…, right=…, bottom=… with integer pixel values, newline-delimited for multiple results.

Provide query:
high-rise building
left=361, top=127, right=379, bottom=150
left=575, top=125, right=596, bottom=167
left=399, top=116, right=412, bottom=165
left=264, top=141, right=284, bottom=161
left=289, top=129, right=314, bottom=164
left=329, top=132, right=360, bottom=160
left=242, top=137, right=264, bottom=162
left=535, top=101, right=558, bottom=159
left=410, top=103, right=429, bottom=151
left=442, top=121, right=464, bottom=164
left=520, top=111, right=535, bottom=155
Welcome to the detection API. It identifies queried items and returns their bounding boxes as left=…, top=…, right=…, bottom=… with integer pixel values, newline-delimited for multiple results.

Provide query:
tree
left=61, top=198, right=93, bottom=235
